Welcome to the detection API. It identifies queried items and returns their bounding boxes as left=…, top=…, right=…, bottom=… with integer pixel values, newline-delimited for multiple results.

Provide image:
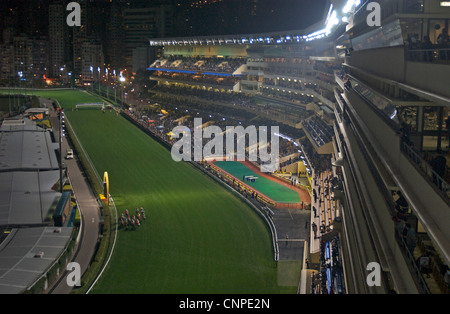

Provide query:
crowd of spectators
left=264, top=57, right=314, bottom=66
left=261, top=88, right=315, bottom=105
left=132, top=89, right=311, bottom=169
left=311, top=236, right=344, bottom=294
left=153, top=85, right=256, bottom=108
left=406, top=30, right=449, bottom=62
left=153, top=83, right=311, bottom=124
left=151, top=56, right=246, bottom=74
left=299, top=139, right=331, bottom=173
left=302, top=116, right=334, bottom=147
left=153, top=71, right=239, bottom=87
left=263, top=78, right=305, bottom=90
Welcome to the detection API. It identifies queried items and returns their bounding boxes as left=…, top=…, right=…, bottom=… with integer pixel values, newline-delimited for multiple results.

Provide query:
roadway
left=40, top=97, right=101, bottom=294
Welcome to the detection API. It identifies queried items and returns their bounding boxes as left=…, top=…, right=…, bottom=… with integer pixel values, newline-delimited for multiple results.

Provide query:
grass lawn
left=214, top=161, right=301, bottom=203
left=21, top=89, right=297, bottom=294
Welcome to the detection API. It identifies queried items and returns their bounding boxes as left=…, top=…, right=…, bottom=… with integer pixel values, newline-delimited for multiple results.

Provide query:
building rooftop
left=0, top=171, right=61, bottom=226
left=0, top=226, right=73, bottom=294
left=0, top=127, right=59, bottom=171
left=0, top=117, right=46, bottom=132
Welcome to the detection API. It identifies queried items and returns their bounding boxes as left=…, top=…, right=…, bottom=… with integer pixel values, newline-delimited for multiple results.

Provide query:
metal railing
left=397, top=231, right=431, bottom=294
left=406, top=47, right=450, bottom=63
left=400, top=141, right=449, bottom=200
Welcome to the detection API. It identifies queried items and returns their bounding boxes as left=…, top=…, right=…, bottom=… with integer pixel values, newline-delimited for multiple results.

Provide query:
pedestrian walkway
left=272, top=207, right=309, bottom=261
left=310, top=170, right=339, bottom=254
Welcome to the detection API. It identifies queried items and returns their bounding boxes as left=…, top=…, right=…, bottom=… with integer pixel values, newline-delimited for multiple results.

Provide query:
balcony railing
left=406, top=48, right=450, bottom=63
left=400, top=141, right=449, bottom=200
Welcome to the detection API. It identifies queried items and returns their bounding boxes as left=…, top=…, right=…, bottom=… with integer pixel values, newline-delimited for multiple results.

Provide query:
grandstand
left=0, top=0, right=445, bottom=296
left=301, top=115, right=334, bottom=153
left=149, top=56, right=247, bottom=74
left=144, top=40, right=337, bottom=198
left=142, top=0, right=450, bottom=295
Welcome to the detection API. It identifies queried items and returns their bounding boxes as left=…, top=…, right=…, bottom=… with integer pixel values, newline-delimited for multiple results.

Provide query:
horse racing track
left=32, top=89, right=297, bottom=294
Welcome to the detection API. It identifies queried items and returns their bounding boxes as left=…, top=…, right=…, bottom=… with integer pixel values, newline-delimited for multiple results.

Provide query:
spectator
left=395, top=191, right=409, bottom=209
left=416, top=252, right=432, bottom=278
left=430, top=149, right=447, bottom=189
left=438, top=28, right=449, bottom=46
left=438, top=28, right=449, bottom=60
left=405, top=223, right=417, bottom=255
left=395, top=216, right=407, bottom=237
left=400, top=122, right=412, bottom=145
left=446, top=117, right=450, bottom=149
left=312, top=222, right=318, bottom=238
left=421, top=36, right=433, bottom=62
left=407, top=34, right=418, bottom=50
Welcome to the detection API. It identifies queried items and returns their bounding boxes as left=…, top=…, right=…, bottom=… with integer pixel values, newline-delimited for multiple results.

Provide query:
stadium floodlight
left=325, top=10, right=339, bottom=36
left=343, top=0, right=361, bottom=14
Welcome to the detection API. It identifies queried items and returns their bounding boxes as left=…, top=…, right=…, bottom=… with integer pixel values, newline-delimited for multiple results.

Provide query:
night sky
left=176, top=0, right=328, bottom=36
left=0, top=0, right=327, bottom=39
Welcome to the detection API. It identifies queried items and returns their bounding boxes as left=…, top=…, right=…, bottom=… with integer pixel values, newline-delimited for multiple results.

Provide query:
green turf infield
left=214, top=161, right=301, bottom=203
left=17, top=89, right=297, bottom=294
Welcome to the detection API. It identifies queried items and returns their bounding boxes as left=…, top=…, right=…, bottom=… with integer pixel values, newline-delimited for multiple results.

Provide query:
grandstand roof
left=0, top=226, right=73, bottom=294
left=0, top=117, right=46, bottom=132
left=0, top=171, right=61, bottom=226
left=148, top=1, right=353, bottom=47
left=149, top=25, right=322, bottom=47
left=0, top=126, right=59, bottom=171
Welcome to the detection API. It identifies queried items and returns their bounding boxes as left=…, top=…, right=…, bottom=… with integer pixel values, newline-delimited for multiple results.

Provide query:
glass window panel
left=423, top=107, right=440, bottom=131
left=401, top=19, right=424, bottom=46
left=351, top=19, right=404, bottom=51
left=428, top=19, right=448, bottom=44
left=403, top=0, right=424, bottom=13
left=352, top=79, right=399, bottom=124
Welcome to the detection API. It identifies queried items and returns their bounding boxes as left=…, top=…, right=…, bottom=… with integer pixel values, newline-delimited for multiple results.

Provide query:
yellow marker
left=103, top=172, right=109, bottom=205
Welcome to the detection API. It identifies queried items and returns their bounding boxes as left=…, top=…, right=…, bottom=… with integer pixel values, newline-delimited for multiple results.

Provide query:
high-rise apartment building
left=0, top=43, right=13, bottom=80
left=81, top=40, right=104, bottom=84
left=12, top=35, right=33, bottom=80
left=105, top=0, right=126, bottom=72
left=123, top=4, right=174, bottom=70
left=48, top=3, right=67, bottom=77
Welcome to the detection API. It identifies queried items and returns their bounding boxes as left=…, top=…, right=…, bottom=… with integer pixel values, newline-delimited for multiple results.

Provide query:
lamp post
left=106, top=68, right=109, bottom=98
left=119, top=73, right=126, bottom=106
left=59, top=109, right=65, bottom=193
left=98, top=66, right=101, bottom=95
left=90, top=66, right=93, bottom=91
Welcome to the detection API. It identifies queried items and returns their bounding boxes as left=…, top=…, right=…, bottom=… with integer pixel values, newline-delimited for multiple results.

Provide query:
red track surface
left=240, top=160, right=311, bottom=208
left=211, top=158, right=311, bottom=209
